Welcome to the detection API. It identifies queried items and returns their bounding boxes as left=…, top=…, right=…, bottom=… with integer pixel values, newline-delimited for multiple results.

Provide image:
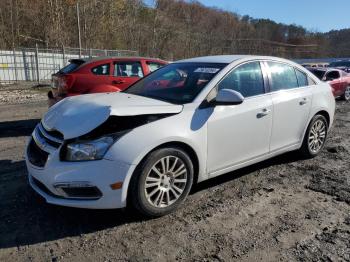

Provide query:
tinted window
left=91, top=64, right=110, bottom=75
left=329, top=61, right=350, bottom=67
left=325, top=71, right=340, bottom=80
left=59, top=61, right=84, bottom=74
left=124, top=63, right=227, bottom=104
left=267, top=62, right=298, bottom=91
left=218, top=62, right=265, bottom=97
left=309, top=69, right=326, bottom=80
left=147, top=62, right=164, bottom=72
left=295, top=69, right=308, bottom=87
left=114, top=61, right=144, bottom=77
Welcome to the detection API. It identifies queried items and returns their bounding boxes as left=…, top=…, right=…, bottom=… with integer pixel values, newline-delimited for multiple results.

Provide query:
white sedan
left=26, top=55, right=335, bottom=217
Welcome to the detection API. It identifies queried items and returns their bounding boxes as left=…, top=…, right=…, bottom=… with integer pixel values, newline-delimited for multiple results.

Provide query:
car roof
left=175, top=55, right=296, bottom=64
left=70, top=56, right=166, bottom=65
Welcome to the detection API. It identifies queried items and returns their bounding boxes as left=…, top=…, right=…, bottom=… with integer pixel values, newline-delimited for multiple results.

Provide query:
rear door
left=73, top=62, right=112, bottom=94
left=266, top=61, right=312, bottom=152
left=111, top=60, right=144, bottom=91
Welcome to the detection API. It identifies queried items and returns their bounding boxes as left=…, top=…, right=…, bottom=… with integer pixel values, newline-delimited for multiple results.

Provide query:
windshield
left=329, top=61, right=350, bottom=68
left=309, top=69, right=326, bottom=80
left=123, top=62, right=228, bottom=104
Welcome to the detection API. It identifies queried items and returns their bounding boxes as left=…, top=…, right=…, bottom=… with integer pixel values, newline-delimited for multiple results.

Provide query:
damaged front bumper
left=26, top=136, right=136, bottom=209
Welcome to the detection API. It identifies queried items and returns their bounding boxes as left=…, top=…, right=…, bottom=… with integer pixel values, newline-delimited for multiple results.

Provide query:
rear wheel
left=341, top=86, right=350, bottom=101
left=299, top=115, right=328, bottom=158
left=129, top=147, right=193, bottom=217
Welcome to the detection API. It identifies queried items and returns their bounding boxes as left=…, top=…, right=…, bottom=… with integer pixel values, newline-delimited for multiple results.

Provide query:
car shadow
left=0, top=119, right=40, bottom=138
left=191, top=151, right=302, bottom=193
left=0, top=151, right=302, bottom=249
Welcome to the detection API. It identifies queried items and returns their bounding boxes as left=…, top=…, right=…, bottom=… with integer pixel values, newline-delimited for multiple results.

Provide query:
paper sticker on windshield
left=194, top=68, right=220, bottom=74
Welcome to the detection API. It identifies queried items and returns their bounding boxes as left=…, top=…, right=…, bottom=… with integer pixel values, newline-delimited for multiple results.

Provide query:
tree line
left=0, top=0, right=349, bottom=60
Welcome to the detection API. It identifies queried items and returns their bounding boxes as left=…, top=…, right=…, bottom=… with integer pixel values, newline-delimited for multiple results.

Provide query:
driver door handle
left=257, top=108, right=271, bottom=118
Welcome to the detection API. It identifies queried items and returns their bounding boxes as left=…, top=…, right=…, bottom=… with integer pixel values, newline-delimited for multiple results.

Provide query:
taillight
left=61, top=75, right=75, bottom=90
left=55, top=75, right=75, bottom=97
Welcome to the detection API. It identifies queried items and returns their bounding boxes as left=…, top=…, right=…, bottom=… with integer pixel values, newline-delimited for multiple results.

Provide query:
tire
left=299, top=114, right=328, bottom=158
left=129, top=147, right=194, bottom=217
left=341, top=86, right=350, bottom=101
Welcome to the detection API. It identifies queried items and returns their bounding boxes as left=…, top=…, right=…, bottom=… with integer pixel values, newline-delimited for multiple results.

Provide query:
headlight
left=64, top=133, right=123, bottom=161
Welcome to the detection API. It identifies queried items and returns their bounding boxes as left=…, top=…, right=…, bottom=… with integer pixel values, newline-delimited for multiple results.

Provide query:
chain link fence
left=0, top=46, right=138, bottom=85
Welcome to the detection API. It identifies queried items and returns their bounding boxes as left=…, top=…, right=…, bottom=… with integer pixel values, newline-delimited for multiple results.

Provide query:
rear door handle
left=112, top=80, right=125, bottom=84
left=299, top=98, right=308, bottom=105
left=257, top=108, right=271, bottom=118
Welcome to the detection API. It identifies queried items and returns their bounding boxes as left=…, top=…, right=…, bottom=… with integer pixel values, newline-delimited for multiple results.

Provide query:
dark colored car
left=328, top=60, right=350, bottom=73
left=308, top=67, right=350, bottom=100
left=48, top=57, right=168, bottom=106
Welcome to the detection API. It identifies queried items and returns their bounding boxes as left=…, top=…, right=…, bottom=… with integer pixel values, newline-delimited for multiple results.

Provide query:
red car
left=308, top=67, right=350, bottom=101
left=48, top=57, right=168, bottom=105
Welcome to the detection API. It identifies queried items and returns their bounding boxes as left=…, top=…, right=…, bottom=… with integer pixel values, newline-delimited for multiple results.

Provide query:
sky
left=145, top=0, right=350, bottom=32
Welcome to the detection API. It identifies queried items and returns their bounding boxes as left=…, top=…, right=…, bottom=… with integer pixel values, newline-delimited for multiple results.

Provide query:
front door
left=206, top=61, right=273, bottom=175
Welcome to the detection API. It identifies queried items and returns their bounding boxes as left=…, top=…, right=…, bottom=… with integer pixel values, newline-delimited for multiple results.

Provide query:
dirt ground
left=0, top=85, right=349, bottom=262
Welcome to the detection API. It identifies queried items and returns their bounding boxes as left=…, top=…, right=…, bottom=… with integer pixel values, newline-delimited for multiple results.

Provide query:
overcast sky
left=145, top=0, right=350, bottom=32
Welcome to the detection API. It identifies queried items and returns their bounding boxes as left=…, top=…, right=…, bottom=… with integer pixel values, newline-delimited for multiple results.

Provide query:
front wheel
left=129, top=147, right=194, bottom=217
left=299, top=115, right=328, bottom=158
left=341, top=86, right=350, bottom=101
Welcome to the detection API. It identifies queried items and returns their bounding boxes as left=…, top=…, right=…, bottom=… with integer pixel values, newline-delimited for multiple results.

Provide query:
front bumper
left=25, top=137, right=136, bottom=209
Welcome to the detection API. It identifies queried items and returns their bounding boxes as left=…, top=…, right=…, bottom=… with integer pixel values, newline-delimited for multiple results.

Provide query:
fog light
left=54, top=182, right=102, bottom=199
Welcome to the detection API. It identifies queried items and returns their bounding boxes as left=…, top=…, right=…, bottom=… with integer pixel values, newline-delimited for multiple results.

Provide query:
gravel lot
left=0, top=85, right=349, bottom=261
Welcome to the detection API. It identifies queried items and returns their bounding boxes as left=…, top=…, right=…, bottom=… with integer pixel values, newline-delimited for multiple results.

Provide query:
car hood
left=42, top=92, right=183, bottom=139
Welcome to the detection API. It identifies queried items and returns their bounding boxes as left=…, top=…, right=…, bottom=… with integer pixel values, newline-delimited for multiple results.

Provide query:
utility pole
left=76, top=1, right=82, bottom=57
left=10, top=0, right=15, bottom=48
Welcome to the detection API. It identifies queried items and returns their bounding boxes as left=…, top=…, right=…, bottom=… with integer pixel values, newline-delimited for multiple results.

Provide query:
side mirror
left=214, top=89, right=244, bottom=106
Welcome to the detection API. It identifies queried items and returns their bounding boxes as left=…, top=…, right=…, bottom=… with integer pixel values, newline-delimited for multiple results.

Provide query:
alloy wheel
left=344, top=86, right=350, bottom=100
left=308, top=119, right=326, bottom=153
left=144, top=156, right=188, bottom=208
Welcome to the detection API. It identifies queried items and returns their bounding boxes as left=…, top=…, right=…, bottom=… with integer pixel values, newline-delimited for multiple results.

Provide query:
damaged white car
left=26, top=55, right=335, bottom=217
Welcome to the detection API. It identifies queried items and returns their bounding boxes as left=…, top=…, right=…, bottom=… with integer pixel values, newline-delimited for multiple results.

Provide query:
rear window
left=309, top=69, right=326, bottom=80
left=59, top=60, right=85, bottom=74
left=92, top=64, right=110, bottom=75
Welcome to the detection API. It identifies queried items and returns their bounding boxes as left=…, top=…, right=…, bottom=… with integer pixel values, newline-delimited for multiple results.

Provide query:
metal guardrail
left=0, top=46, right=138, bottom=84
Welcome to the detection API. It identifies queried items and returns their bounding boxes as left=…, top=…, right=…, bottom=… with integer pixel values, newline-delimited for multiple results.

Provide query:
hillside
left=0, top=0, right=349, bottom=60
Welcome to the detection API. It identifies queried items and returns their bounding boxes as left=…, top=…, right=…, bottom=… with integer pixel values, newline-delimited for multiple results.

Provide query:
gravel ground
left=0, top=86, right=349, bottom=262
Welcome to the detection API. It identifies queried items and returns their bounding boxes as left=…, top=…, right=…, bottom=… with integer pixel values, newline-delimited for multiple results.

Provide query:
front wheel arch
left=126, top=141, right=200, bottom=207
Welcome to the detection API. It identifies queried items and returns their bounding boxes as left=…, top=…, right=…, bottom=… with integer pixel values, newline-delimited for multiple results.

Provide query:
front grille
left=27, top=139, right=49, bottom=167
left=37, top=122, right=63, bottom=148
left=28, top=123, right=64, bottom=168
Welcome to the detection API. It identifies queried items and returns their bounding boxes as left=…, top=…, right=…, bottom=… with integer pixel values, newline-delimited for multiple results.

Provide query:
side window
left=114, top=61, right=144, bottom=78
left=325, top=71, right=340, bottom=81
left=267, top=62, right=298, bottom=91
left=91, top=64, right=110, bottom=75
left=295, top=69, right=308, bottom=87
left=217, top=62, right=265, bottom=97
left=147, top=62, right=164, bottom=72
